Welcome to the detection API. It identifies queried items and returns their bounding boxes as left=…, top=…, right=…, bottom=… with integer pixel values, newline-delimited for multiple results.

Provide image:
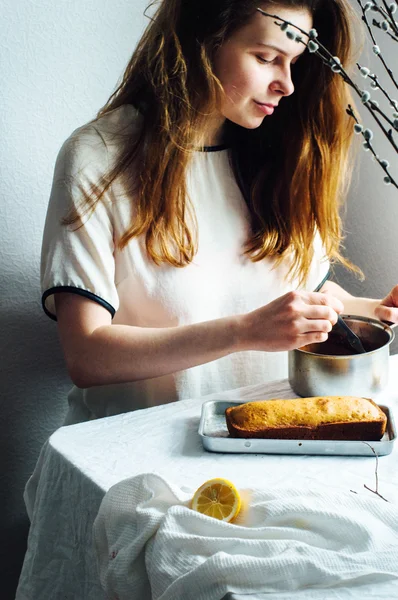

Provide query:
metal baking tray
left=198, top=400, right=396, bottom=456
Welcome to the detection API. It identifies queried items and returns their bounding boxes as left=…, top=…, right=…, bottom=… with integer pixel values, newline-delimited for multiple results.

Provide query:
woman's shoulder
left=55, top=105, right=142, bottom=178
left=69, top=104, right=142, bottom=150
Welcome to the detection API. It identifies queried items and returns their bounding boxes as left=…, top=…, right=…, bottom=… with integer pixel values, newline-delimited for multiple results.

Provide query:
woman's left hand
left=374, top=285, right=398, bottom=324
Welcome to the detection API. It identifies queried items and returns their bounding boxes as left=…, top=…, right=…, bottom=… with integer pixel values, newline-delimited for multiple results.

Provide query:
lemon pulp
left=191, top=478, right=241, bottom=522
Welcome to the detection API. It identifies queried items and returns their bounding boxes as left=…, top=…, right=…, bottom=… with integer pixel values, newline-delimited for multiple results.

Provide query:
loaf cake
left=225, top=396, right=387, bottom=441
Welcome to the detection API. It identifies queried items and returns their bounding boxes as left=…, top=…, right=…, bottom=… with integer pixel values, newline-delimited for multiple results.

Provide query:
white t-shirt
left=41, top=105, right=329, bottom=423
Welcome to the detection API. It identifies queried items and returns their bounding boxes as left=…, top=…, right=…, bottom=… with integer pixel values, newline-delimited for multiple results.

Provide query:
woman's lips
left=253, top=101, right=275, bottom=115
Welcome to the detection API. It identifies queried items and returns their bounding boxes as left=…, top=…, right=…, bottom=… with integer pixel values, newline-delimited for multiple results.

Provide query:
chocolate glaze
left=300, top=331, right=380, bottom=356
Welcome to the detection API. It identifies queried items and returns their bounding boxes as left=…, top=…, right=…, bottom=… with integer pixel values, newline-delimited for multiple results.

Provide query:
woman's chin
left=234, top=116, right=265, bottom=130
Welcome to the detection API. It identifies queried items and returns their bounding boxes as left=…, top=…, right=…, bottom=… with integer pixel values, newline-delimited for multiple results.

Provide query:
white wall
left=1, top=1, right=148, bottom=596
left=1, top=1, right=397, bottom=596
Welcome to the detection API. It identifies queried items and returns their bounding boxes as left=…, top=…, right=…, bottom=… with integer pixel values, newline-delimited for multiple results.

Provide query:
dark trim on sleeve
left=42, top=286, right=116, bottom=321
left=313, top=268, right=331, bottom=293
left=199, top=144, right=231, bottom=152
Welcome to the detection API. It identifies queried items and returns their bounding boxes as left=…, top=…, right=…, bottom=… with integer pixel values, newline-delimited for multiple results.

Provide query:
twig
left=380, top=0, right=398, bottom=36
left=356, top=65, right=398, bottom=117
left=362, top=442, right=389, bottom=502
left=357, top=0, right=398, bottom=91
left=372, top=18, right=398, bottom=41
left=347, top=104, right=398, bottom=187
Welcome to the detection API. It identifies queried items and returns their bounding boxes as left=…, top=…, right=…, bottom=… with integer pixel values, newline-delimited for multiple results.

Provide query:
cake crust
left=225, top=396, right=387, bottom=441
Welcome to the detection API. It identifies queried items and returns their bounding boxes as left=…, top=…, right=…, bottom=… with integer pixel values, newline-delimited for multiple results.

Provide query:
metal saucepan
left=288, top=315, right=398, bottom=397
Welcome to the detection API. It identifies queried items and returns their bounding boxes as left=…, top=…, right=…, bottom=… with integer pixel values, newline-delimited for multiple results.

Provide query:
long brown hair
left=66, top=0, right=363, bottom=284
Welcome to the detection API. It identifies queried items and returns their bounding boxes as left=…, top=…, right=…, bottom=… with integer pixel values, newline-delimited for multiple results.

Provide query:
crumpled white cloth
left=93, top=473, right=398, bottom=600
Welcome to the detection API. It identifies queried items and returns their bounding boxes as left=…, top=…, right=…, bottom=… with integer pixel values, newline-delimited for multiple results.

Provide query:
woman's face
left=213, top=4, right=313, bottom=131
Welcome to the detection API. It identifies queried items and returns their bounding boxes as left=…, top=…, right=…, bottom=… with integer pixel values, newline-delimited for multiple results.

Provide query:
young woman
left=41, top=0, right=398, bottom=424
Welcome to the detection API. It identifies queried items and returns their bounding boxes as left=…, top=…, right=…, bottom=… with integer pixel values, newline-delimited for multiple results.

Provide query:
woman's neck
left=200, top=113, right=227, bottom=146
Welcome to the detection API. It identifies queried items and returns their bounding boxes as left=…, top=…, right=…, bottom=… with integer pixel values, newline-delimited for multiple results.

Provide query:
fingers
left=305, top=291, right=344, bottom=315
left=388, top=284, right=398, bottom=304
left=301, top=304, right=339, bottom=327
left=380, top=284, right=398, bottom=309
left=299, top=330, right=329, bottom=345
left=250, top=291, right=341, bottom=352
left=375, top=304, right=398, bottom=324
left=287, top=291, right=341, bottom=327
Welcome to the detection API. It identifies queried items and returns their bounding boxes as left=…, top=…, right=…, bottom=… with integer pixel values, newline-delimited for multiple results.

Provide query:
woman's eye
left=256, top=55, right=272, bottom=64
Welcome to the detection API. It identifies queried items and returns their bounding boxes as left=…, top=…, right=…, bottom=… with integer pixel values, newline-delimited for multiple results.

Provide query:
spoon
left=334, top=315, right=367, bottom=354
left=312, top=277, right=366, bottom=354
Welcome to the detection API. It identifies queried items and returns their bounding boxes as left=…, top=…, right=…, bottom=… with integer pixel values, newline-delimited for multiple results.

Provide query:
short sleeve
left=41, top=124, right=119, bottom=320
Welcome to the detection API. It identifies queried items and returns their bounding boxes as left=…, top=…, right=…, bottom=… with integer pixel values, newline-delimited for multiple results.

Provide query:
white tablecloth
left=16, top=355, right=398, bottom=600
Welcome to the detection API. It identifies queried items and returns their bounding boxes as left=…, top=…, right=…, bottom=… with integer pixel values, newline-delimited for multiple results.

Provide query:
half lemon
left=191, top=478, right=241, bottom=522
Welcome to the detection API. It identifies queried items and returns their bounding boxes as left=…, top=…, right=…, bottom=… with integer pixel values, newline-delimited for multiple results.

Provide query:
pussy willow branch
left=373, top=0, right=398, bottom=36
left=256, top=7, right=398, bottom=189
left=357, top=65, right=398, bottom=118
left=256, top=7, right=397, bottom=137
left=380, top=0, right=398, bottom=36
left=347, top=104, right=397, bottom=187
left=373, top=18, right=398, bottom=42
left=358, top=0, right=398, bottom=91
left=377, top=1, right=398, bottom=33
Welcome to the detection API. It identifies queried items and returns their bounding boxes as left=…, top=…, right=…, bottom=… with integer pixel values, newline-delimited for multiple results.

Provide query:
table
left=16, top=356, right=398, bottom=600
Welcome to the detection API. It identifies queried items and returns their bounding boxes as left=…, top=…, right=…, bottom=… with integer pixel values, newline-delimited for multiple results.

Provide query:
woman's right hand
left=239, top=290, right=344, bottom=352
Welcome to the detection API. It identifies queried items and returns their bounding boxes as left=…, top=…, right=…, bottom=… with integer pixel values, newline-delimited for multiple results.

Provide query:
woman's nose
left=270, top=68, right=295, bottom=97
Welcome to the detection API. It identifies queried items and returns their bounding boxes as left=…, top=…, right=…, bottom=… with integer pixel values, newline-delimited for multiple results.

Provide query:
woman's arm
left=320, top=281, right=380, bottom=319
left=55, top=293, right=241, bottom=388
left=55, top=290, right=343, bottom=388
left=320, top=280, right=398, bottom=323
